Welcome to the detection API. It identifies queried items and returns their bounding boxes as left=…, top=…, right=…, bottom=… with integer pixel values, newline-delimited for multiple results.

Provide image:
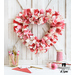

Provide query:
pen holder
left=9, top=54, right=19, bottom=67
left=9, top=46, right=19, bottom=67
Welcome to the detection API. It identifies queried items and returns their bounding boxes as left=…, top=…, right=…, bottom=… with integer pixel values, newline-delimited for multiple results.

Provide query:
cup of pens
left=8, top=46, right=19, bottom=67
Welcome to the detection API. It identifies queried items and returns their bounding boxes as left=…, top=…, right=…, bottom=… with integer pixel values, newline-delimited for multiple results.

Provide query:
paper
left=12, top=67, right=32, bottom=73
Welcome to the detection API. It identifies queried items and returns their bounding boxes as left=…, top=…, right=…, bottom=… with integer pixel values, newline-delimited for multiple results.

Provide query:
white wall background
left=4, top=0, right=71, bottom=65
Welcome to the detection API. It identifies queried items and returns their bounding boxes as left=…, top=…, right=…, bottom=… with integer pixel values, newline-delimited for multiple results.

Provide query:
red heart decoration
left=13, top=8, right=65, bottom=54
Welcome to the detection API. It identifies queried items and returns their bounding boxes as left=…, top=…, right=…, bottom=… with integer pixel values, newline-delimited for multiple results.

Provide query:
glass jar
left=9, top=46, right=19, bottom=67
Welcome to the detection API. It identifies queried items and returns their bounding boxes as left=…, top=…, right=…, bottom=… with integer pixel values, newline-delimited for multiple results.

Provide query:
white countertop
left=4, top=65, right=71, bottom=75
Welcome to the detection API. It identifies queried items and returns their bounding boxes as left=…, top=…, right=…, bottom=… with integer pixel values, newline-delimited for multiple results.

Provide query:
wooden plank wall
left=4, top=0, right=71, bottom=65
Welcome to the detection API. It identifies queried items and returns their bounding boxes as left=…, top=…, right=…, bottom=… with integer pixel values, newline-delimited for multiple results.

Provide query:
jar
left=9, top=46, right=19, bottom=67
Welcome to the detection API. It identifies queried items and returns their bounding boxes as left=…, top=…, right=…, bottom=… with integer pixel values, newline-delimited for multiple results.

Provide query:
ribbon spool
left=56, top=50, right=63, bottom=62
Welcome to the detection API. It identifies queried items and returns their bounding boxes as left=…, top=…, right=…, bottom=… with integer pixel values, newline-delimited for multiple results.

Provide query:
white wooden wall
left=4, top=0, right=71, bottom=65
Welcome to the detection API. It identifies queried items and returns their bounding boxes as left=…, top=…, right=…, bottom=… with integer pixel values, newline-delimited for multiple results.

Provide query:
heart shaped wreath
left=13, top=9, right=65, bottom=54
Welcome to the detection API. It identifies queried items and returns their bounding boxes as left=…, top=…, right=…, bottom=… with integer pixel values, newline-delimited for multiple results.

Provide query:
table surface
left=4, top=65, right=71, bottom=75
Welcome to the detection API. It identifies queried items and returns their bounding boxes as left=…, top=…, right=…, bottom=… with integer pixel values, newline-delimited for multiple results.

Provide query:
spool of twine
left=56, top=50, right=63, bottom=62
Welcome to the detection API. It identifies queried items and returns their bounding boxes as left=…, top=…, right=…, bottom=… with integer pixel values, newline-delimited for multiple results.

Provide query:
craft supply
left=51, top=63, right=57, bottom=70
left=11, top=52, right=15, bottom=65
left=8, top=47, right=19, bottom=67
left=30, top=66, right=43, bottom=69
left=8, top=51, right=12, bottom=65
left=12, top=67, right=32, bottom=73
left=15, top=51, right=19, bottom=65
left=47, top=62, right=51, bottom=68
left=8, top=51, right=11, bottom=57
left=56, top=50, right=63, bottom=62
left=9, top=51, right=15, bottom=65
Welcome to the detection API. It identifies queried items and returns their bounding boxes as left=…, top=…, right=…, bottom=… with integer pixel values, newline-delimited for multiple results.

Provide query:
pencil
left=12, top=52, right=15, bottom=65
left=9, top=51, right=15, bottom=65
left=15, top=51, right=19, bottom=65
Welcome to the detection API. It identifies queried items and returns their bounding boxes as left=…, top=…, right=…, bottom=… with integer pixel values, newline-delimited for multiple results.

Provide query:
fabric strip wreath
left=13, top=9, right=65, bottom=54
